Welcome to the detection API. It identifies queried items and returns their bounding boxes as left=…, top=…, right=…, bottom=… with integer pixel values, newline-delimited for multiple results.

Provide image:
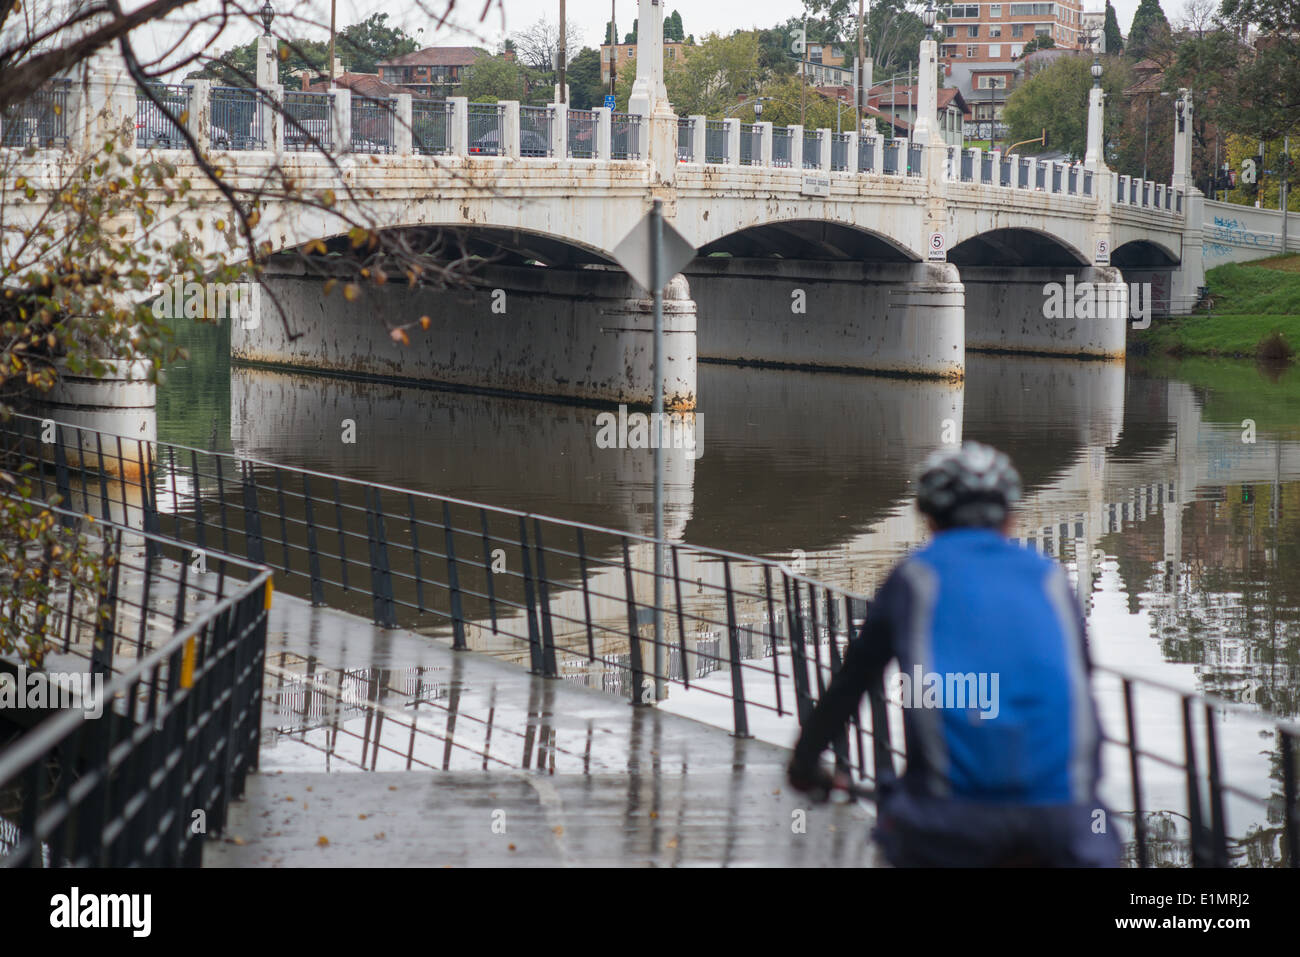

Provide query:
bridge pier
left=960, top=265, right=1128, bottom=359
left=236, top=265, right=698, bottom=409
left=684, top=260, right=965, bottom=379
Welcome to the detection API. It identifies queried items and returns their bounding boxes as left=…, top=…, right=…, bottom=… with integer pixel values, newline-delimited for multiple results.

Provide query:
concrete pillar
left=690, top=114, right=706, bottom=163
left=818, top=129, right=832, bottom=171
left=687, top=259, right=964, bottom=379
left=1170, top=188, right=1206, bottom=315
left=596, top=106, right=612, bottom=159
left=551, top=102, right=568, bottom=159
left=329, top=86, right=351, bottom=154
left=871, top=133, right=885, bottom=173
left=68, top=47, right=136, bottom=155
left=449, top=96, right=468, bottom=156
left=394, top=94, right=412, bottom=156
left=913, top=37, right=939, bottom=146
left=790, top=124, right=804, bottom=167
left=724, top=117, right=740, bottom=165
left=1117, top=173, right=1129, bottom=204
left=243, top=266, right=698, bottom=410
left=1172, top=89, right=1193, bottom=192
left=262, top=83, right=283, bottom=152
left=962, top=265, right=1127, bottom=358
left=758, top=121, right=773, bottom=167
left=1085, top=84, right=1105, bottom=170
left=845, top=131, right=860, bottom=172
left=255, top=35, right=277, bottom=88
left=991, top=149, right=1002, bottom=186
left=501, top=100, right=521, bottom=159
left=185, top=79, right=212, bottom=152
left=628, top=0, right=668, bottom=118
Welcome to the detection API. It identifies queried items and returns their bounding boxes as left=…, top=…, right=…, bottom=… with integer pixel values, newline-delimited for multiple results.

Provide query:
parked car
left=285, top=116, right=330, bottom=151
left=135, top=114, right=185, bottom=149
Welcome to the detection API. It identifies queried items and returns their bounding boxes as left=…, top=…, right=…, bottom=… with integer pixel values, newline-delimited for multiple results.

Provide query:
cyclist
left=787, top=441, right=1119, bottom=867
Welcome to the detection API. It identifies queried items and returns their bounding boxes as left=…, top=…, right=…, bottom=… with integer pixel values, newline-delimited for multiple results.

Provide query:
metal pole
left=609, top=0, right=617, bottom=96
left=858, top=0, right=866, bottom=130
left=651, top=199, right=665, bottom=701
left=1283, top=134, right=1290, bottom=255
left=329, top=0, right=336, bottom=87
left=558, top=0, right=567, bottom=104
left=1142, top=95, right=1150, bottom=182
left=800, top=18, right=807, bottom=126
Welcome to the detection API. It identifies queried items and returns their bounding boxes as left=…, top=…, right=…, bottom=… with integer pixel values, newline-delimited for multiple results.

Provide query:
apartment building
left=938, top=1, right=1087, bottom=65
left=600, top=40, right=688, bottom=84
left=377, top=47, right=488, bottom=96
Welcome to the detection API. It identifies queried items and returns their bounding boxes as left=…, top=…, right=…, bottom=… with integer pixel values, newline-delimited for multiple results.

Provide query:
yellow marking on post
left=180, top=636, right=196, bottom=689
left=264, top=577, right=274, bottom=610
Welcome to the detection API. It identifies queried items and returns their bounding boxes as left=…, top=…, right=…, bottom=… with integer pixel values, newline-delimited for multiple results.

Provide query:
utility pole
left=800, top=16, right=807, bottom=126
left=1283, top=134, right=1290, bottom=255
left=858, top=0, right=866, bottom=130
left=328, top=0, right=336, bottom=86
left=609, top=0, right=617, bottom=96
left=558, top=0, right=567, bottom=104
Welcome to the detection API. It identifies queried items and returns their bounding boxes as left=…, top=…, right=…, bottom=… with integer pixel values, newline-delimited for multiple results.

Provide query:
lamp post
left=259, top=1, right=275, bottom=35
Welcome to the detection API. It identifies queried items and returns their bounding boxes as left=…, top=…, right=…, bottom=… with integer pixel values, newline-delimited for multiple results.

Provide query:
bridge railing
left=882, top=139, right=899, bottom=174
left=1, top=79, right=72, bottom=149
left=830, top=132, right=850, bottom=171
left=676, top=116, right=695, bottom=162
left=859, top=135, right=875, bottom=173
left=520, top=105, right=554, bottom=157
left=0, top=495, right=271, bottom=867
left=1, top=411, right=1296, bottom=868
left=567, top=109, right=597, bottom=159
left=611, top=112, right=641, bottom=160
left=740, top=123, right=758, bottom=165
left=908, top=142, right=923, bottom=178
left=350, top=95, right=396, bottom=154
left=283, top=91, right=333, bottom=153
left=210, top=86, right=265, bottom=151
left=705, top=120, right=729, bottom=164
left=771, top=126, right=793, bottom=167
left=802, top=131, right=819, bottom=169
left=412, top=98, right=454, bottom=155
left=467, top=103, right=505, bottom=156
left=135, top=83, right=190, bottom=150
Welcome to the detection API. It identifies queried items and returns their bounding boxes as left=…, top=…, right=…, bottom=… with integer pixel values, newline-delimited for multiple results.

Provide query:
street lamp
left=923, top=3, right=937, bottom=38
left=259, top=0, right=275, bottom=36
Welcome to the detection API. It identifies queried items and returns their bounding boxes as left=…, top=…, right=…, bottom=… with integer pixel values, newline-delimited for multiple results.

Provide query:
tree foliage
left=1003, top=54, right=1132, bottom=159
left=1103, top=1, right=1124, bottom=55
left=1127, top=0, right=1171, bottom=60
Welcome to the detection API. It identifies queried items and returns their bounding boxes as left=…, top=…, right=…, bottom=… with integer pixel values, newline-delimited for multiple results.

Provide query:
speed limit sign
left=1095, top=238, right=1110, bottom=264
left=927, top=231, right=946, bottom=262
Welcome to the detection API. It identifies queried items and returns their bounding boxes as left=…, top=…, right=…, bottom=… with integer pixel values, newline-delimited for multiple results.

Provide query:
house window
left=967, top=45, right=977, bottom=57
left=990, top=25, right=1002, bottom=36
left=968, top=25, right=979, bottom=36
left=1012, top=24, right=1024, bottom=37
left=1035, top=24, right=1050, bottom=35
left=1010, top=42, right=1024, bottom=56
left=991, top=3, right=1003, bottom=15
left=989, top=44, right=1001, bottom=57
left=945, top=25, right=956, bottom=36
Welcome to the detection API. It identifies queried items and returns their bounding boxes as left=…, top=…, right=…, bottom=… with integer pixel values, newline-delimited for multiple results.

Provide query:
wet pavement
left=204, top=594, right=877, bottom=867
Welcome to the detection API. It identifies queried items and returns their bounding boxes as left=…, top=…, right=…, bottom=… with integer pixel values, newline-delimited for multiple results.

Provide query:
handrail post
left=550, top=101, right=568, bottom=159
left=449, top=96, right=468, bottom=156
left=690, top=113, right=707, bottom=164
left=501, top=99, right=521, bottom=159
left=394, top=93, right=412, bottom=156
left=595, top=106, right=612, bottom=160
left=723, top=117, right=740, bottom=166
left=818, top=128, right=831, bottom=172
left=329, top=86, right=351, bottom=155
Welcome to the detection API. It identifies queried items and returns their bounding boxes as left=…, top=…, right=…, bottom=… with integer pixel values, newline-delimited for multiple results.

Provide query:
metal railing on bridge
left=0, top=497, right=270, bottom=867
left=1, top=79, right=71, bottom=149
left=740, top=123, right=759, bottom=166
left=771, top=126, right=793, bottom=168
left=351, top=96, right=396, bottom=154
left=611, top=112, right=642, bottom=160
left=567, top=109, right=597, bottom=159
left=676, top=117, right=695, bottom=162
left=3, top=410, right=1294, bottom=868
left=209, top=86, right=265, bottom=151
left=705, top=120, right=728, bottom=165
left=802, top=131, right=820, bottom=169
left=283, top=91, right=332, bottom=152
left=467, top=103, right=505, bottom=156
left=135, top=84, right=189, bottom=149
left=412, top=99, right=454, bottom=156
left=520, top=105, right=554, bottom=157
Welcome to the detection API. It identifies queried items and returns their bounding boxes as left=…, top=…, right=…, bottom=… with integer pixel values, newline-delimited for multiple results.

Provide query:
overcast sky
left=131, top=0, right=1187, bottom=73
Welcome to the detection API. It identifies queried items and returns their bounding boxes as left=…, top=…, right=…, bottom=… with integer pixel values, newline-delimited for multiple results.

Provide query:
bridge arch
left=1111, top=239, right=1180, bottom=268
left=693, top=219, right=919, bottom=264
left=948, top=227, right=1090, bottom=268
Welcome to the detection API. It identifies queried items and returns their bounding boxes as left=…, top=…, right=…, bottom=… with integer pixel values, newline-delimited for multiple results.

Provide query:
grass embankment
left=1135, top=254, right=1300, bottom=361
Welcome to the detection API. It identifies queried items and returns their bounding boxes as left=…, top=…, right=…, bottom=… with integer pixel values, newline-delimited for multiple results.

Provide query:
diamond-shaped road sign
left=611, top=212, right=697, bottom=295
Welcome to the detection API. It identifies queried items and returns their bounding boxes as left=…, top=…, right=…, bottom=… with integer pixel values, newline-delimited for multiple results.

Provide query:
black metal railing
left=1019, top=156, right=1031, bottom=188
left=858, top=137, right=875, bottom=173
left=740, top=123, right=758, bottom=166
left=520, top=105, right=553, bottom=157
left=676, top=117, right=695, bottom=162
left=3, top=410, right=1296, bottom=869
left=135, top=84, right=189, bottom=149
left=209, top=86, right=264, bottom=151
left=802, top=131, right=819, bottom=169
left=2, top=79, right=71, bottom=149
left=567, top=109, right=597, bottom=159
left=0, top=498, right=271, bottom=867
left=412, top=98, right=453, bottom=155
left=908, top=142, right=923, bottom=178
left=981, top=151, right=993, bottom=184
left=705, top=120, right=728, bottom=164
left=611, top=112, right=641, bottom=160
left=467, top=103, right=505, bottom=156
left=831, top=133, right=849, bottom=171
left=883, top=140, right=899, bottom=174
left=283, top=91, right=332, bottom=152
left=771, top=126, right=793, bottom=168
left=350, top=96, right=395, bottom=154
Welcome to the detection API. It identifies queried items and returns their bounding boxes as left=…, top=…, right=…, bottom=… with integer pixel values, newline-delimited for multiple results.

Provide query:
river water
left=158, top=318, right=1300, bottom=865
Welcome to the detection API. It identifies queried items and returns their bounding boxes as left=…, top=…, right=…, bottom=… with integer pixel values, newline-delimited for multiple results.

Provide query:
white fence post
left=596, top=106, right=612, bottom=159
left=449, top=96, right=468, bottom=156
left=551, top=102, right=568, bottom=158
left=502, top=100, right=521, bottom=159
left=394, top=94, right=412, bottom=156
